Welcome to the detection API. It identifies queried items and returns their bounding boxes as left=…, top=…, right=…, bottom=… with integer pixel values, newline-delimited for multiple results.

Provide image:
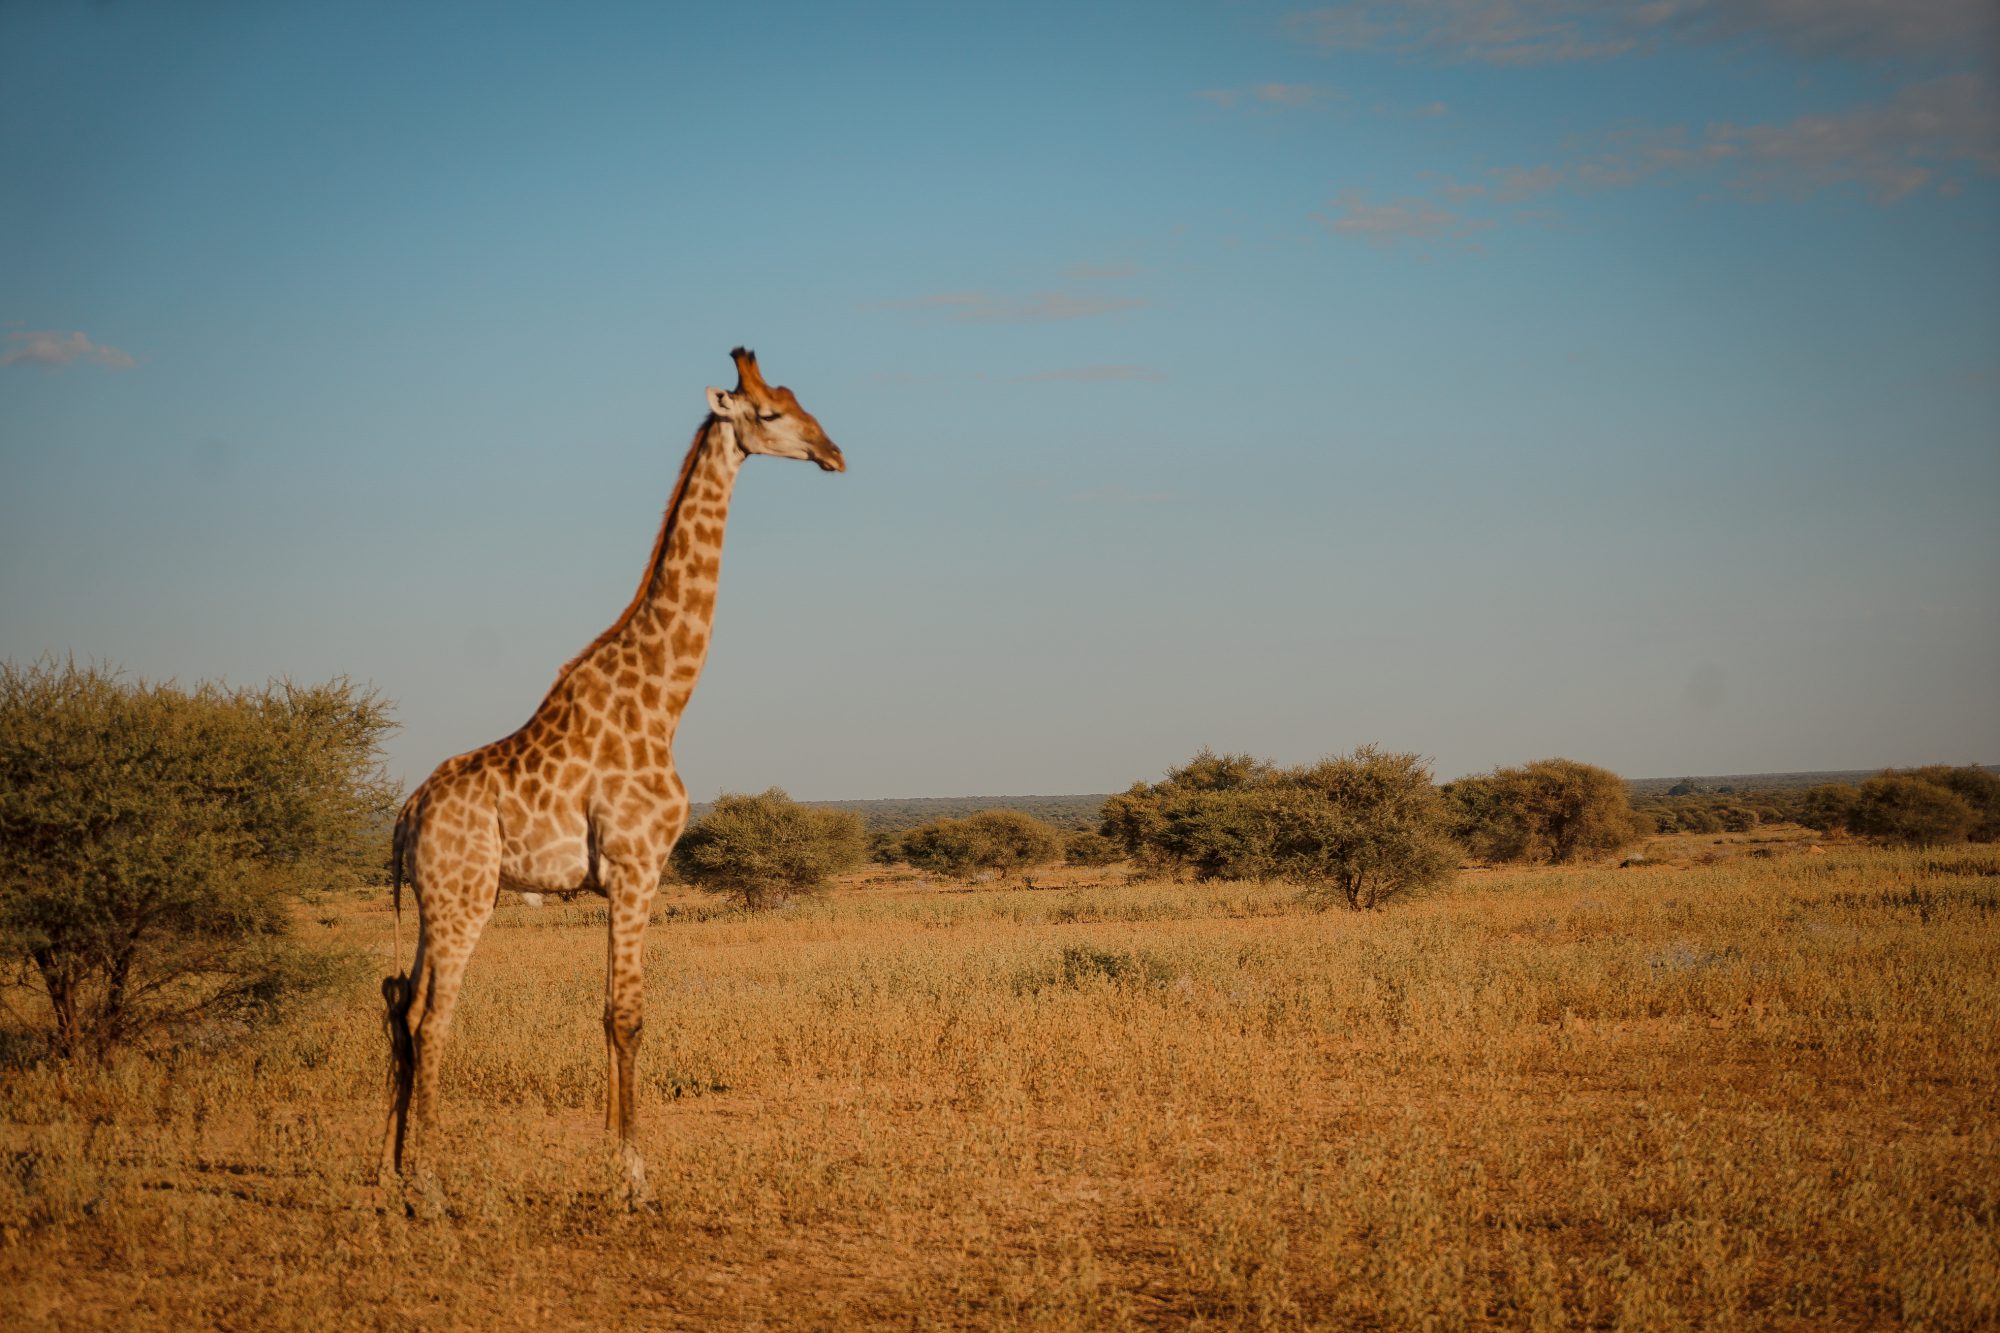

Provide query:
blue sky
left=3, top=1, right=1996, bottom=799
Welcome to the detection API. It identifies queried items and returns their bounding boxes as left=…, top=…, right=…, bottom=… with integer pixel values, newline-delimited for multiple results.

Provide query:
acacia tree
left=1271, top=748, right=1460, bottom=910
left=1903, top=766, right=2000, bottom=843
left=670, top=789, right=866, bottom=909
left=0, top=661, right=397, bottom=1058
left=1793, top=784, right=1859, bottom=834
left=1445, top=759, right=1640, bottom=864
left=897, top=809, right=1064, bottom=878
left=1098, top=749, right=1274, bottom=873
left=1098, top=746, right=1458, bottom=909
left=1062, top=829, right=1122, bottom=867
left=1847, top=774, right=1976, bottom=847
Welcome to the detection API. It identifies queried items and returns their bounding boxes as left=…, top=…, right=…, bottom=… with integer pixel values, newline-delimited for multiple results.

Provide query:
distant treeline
left=694, top=793, right=1109, bottom=833
left=1622, top=769, right=1997, bottom=798
left=697, top=768, right=1995, bottom=833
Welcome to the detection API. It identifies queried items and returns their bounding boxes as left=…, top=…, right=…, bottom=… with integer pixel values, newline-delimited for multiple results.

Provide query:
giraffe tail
left=383, top=810, right=414, bottom=1061
left=390, top=812, right=409, bottom=972
left=382, top=811, right=416, bottom=1148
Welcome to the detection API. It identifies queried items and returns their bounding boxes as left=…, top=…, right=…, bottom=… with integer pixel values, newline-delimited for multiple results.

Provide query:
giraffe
left=380, top=348, right=844, bottom=1211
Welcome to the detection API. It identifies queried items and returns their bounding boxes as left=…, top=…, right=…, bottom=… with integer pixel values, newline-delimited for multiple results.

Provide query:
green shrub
left=869, top=830, right=907, bottom=865
left=1102, top=746, right=1459, bottom=909
left=1788, top=784, right=1857, bottom=833
left=1145, top=788, right=1279, bottom=881
left=1904, top=766, right=2000, bottom=842
left=1096, top=740, right=1264, bottom=868
left=1268, top=749, right=1461, bottom=910
left=0, top=660, right=395, bottom=1059
left=1719, top=806, right=1758, bottom=834
left=1444, top=758, right=1640, bottom=864
left=1062, top=830, right=1122, bottom=867
left=671, top=788, right=867, bottom=908
left=1848, top=774, right=1976, bottom=848
left=899, top=809, right=1064, bottom=878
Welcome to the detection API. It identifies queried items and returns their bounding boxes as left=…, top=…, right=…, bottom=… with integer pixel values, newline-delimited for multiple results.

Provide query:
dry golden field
left=4, top=828, right=1996, bottom=1330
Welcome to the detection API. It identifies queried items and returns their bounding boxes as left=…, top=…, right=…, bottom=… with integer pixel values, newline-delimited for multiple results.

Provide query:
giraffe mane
left=541, top=418, right=715, bottom=699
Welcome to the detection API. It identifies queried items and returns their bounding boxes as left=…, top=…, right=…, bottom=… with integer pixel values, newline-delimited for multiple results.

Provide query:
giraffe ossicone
left=380, top=348, right=844, bottom=1212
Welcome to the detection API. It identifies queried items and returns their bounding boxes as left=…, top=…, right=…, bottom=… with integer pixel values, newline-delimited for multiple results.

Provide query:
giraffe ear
left=706, top=387, right=734, bottom=417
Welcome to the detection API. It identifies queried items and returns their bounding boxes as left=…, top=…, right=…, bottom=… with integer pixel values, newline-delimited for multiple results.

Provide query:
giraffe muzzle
left=814, top=441, right=847, bottom=473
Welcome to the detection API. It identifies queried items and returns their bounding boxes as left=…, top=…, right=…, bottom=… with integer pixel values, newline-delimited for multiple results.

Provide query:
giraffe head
left=706, top=348, right=846, bottom=473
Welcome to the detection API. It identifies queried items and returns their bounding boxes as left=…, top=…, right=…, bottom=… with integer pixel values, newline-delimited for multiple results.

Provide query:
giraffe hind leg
left=402, top=927, right=487, bottom=1211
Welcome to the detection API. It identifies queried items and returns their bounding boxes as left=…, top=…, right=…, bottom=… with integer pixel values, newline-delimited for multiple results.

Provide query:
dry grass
left=4, top=828, right=1996, bottom=1329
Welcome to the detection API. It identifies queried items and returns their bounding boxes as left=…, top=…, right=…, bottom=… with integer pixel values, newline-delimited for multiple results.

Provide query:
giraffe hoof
left=402, top=1173, right=448, bottom=1222
left=617, top=1174, right=660, bottom=1213
left=617, top=1142, right=659, bottom=1212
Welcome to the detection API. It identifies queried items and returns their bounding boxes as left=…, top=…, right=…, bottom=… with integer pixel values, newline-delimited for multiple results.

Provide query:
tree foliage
left=1100, top=746, right=1458, bottom=909
left=1265, top=749, right=1461, bottom=910
left=1902, top=766, right=2000, bottom=843
left=1445, top=759, right=1642, bottom=864
left=1099, top=750, right=1274, bottom=874
left=1846, top=774, right=1977, bottom=847
left=1793, top=784, right=1860, bottom=834
left=895, top=809, right=1065, bottom=878
left=670, top=788, right=866, bottom=909
left=0, top=660, right=397, bottom=1059
left=1062, top=829, right=1123, bottom=868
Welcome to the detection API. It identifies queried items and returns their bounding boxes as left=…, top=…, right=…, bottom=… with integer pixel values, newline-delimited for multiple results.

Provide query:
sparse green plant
left=1015, top=944, right=1172, bottom=994
left=670, top=788, right=867, bottom=909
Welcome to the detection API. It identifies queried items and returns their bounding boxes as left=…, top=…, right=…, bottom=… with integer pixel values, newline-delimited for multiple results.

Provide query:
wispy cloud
left=1007, top=364, right=1165, bottom=384
left=2, top=330, right=137, bottom=370
left=1325, top=72, right=1998, bottom=249
left=1656, top=0, right=2000, bottom=62
left=1314, top=189, right=1494, bottom=245
left=881, top=290, right=1147, bottom=323
left=1711, top=73, right=2000, bottom=201
left=1288, top=2, right=1637, bottom=66
left=1490, top=163, right=1565, bottom=201
left=1285, top=0, right=1999, bottom=66
left=1574, top=74, right=2000, bottom=202
left=1433, top=163, right=1567, bottom=202
left=1196, top=82, right=1338, bottom=109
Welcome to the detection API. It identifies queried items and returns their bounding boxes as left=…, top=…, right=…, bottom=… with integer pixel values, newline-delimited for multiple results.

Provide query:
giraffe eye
left=756, top=411, right=781, bottom=422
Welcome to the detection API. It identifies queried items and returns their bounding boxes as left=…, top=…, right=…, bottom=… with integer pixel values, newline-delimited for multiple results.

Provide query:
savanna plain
left=3, top=827, right=1996, bottom=1331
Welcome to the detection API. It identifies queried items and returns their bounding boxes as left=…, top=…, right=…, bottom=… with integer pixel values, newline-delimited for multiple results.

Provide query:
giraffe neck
left=631, top=419, right=743, bottom=704
left=558, top=418, right=744, bottom=738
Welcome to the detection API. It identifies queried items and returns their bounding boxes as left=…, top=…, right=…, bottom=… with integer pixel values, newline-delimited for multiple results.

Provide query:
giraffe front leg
left=603, top=864, right=660, bottom=1211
